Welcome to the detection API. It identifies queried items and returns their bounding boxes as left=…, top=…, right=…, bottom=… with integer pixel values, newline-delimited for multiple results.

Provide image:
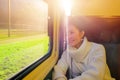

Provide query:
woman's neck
left=75, top=39, right=83, bottom=49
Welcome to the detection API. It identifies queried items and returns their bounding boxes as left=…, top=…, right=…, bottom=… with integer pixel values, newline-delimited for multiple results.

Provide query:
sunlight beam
left=59, top=0, right=73, bottom=16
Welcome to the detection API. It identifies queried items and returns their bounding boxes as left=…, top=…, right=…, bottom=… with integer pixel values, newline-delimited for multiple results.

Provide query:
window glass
left=0, top=0, right=49, bottom=80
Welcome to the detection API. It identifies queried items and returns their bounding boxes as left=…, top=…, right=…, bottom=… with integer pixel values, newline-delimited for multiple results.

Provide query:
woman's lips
left=69, top=40, right=74, bottom=44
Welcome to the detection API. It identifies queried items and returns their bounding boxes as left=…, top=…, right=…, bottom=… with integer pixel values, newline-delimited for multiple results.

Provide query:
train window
left=0, top=0, right=49, bottom=80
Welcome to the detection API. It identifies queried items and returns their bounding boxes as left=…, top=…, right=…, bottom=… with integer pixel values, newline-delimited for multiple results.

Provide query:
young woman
left=53, top=18, right=115, bottom=80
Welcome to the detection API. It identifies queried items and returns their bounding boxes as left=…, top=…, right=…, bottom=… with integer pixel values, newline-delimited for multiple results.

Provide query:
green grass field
left=0, top=34, right=49, bottom=80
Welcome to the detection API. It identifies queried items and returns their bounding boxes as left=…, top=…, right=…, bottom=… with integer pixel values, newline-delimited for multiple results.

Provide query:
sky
left=0, top=0, right=47, bottom=25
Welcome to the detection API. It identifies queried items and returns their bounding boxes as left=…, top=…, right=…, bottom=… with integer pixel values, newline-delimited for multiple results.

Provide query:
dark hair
left=68, top=16, right=88, bottom=32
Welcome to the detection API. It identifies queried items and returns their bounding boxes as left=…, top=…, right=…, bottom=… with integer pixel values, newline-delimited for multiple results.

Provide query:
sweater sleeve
left=69, top=45, right=110, bottom=80
left=53, top=51, right=69, bottom=80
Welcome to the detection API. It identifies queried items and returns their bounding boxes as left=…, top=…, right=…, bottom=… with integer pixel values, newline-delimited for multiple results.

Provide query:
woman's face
left=68, top=25, right=84, bottom=48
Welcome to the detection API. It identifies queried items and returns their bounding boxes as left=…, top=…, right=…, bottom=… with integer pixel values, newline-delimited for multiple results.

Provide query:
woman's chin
left=69, top=44, right=75, bottom=47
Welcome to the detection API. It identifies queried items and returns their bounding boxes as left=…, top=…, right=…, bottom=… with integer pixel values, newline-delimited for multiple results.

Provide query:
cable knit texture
left=53, top=37, right=115, bottom=80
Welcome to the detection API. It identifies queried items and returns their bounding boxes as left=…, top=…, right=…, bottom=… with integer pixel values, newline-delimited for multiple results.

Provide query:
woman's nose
left=68, top=35, right=72, bottom=40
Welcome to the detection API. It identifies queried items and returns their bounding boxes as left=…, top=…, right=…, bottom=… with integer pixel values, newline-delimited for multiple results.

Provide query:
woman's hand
left=56, top=77, right=66, bottom=80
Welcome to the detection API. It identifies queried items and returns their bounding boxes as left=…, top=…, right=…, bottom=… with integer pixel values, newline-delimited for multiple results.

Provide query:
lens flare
left=60, top=0, right=73, bottom=16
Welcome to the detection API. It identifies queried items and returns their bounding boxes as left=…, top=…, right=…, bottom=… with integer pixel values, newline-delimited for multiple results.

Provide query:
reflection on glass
left=0, top=0, right=49, bottom=80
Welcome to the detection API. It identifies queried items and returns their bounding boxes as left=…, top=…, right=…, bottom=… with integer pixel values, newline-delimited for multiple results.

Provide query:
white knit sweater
left=53, top=37, right=115, bottom=80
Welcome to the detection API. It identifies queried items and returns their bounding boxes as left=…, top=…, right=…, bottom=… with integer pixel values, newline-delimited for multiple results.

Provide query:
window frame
left=8, top=1, right=53, bottom=80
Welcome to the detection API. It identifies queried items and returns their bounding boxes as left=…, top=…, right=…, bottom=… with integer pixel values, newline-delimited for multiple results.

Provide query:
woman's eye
left=71, top=31, right=74, bottom=34
left=68, top=31, right=74, bottom=35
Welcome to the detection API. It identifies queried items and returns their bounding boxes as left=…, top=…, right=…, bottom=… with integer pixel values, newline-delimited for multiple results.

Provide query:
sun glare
left=60, top=0, right=73, bottom=16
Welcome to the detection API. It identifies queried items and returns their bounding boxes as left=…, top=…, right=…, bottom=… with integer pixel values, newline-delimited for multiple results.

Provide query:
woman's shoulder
left=86, top=37, right=105, bottom=50
left=89, top=42, right=106, bottom=56
left=61, top=50, right=68, bottom=58
left=91, top=42, right=105, bottom=50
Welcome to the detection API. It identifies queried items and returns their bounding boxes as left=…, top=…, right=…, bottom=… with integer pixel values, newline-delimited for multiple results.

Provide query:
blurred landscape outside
left=0, top=0, right=48, bottom=80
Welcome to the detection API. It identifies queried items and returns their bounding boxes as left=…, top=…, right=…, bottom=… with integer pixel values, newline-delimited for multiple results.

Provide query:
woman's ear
left=81, top=31, right=85, bottom=37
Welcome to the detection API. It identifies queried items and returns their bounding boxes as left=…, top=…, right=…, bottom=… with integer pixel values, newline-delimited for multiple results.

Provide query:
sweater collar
left=68, top=37, right=91, bottom=62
